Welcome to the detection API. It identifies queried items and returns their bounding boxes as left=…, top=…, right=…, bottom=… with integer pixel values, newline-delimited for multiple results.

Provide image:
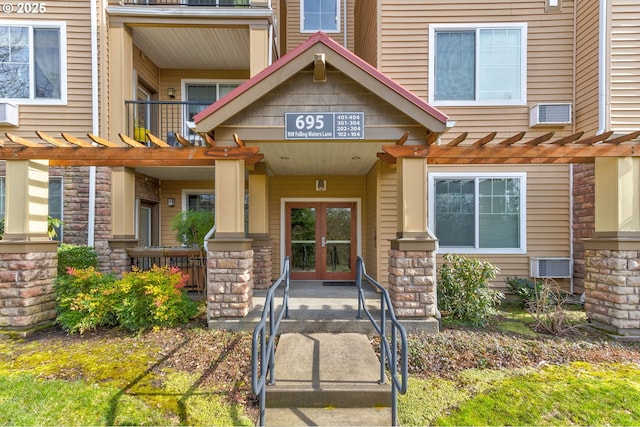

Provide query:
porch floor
left=208, top=281, right=439, bottom=334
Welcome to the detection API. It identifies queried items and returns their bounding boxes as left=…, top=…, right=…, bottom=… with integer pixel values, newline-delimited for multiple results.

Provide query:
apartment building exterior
left=1, top=0, right=639, bottom=336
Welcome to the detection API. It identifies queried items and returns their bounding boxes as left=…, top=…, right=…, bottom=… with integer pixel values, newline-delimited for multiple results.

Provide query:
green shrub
left=55, top=266, right=198, bottom=333
left=437, top=253, right=504, bottom=326
left=506, top=276, right=542, bottom=307
left=55, top=267, right=118, bottom=334
left=115, top=266, right=199, bottom=331
left=57, top=244, right=99, bottom=276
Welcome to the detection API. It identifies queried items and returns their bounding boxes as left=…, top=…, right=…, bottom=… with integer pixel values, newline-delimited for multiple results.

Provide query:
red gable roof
left=194, top=31, right=448, bottom=126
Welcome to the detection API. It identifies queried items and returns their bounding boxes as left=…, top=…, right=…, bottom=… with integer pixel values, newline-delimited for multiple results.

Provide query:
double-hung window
left=0, top=22, right=66, bottom=104
left=301, top=0, right=339, bottom=33
left=429, top=23, right=527, bottom=106
left=428, top=173, right=526, bottom=254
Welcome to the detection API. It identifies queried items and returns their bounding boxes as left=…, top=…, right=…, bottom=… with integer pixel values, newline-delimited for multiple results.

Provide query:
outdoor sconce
left=167, top=197, right=176, bottom=207
left=167, top=87, right=176, bottom=98
left=316, top=179, right=326, bottom=191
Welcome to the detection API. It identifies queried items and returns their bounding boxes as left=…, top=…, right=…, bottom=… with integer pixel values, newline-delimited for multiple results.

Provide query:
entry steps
left=264, top=333, right=393, bottom=426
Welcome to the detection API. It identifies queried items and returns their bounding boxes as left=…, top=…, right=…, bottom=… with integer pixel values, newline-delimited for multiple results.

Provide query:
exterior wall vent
left=529, top=103, right=571, bottom=127
left=530, top=257, right=572, bottom=278
left=0, top=103, right=19, bottom=127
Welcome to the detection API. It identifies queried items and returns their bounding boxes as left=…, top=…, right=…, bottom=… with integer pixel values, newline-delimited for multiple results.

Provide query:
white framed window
left=0, top=176, right=63, bottom=241
left=183, top=191, right=216, bottom=214
left=301, top=0, right=340, bottom=33
left=0, top=21, right=67, bottom=104
left=428, top=173, right=526, bottom=254
left=182, top=80, right=241, bottom=137
left=428, top=23, right=527, bottom=106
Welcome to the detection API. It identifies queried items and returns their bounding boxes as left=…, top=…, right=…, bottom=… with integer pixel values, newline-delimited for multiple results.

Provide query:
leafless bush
left=526, top=278, right=579, bottom=335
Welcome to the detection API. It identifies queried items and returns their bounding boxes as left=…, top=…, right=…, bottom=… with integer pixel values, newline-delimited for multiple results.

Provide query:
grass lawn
left=1, top=303, right=640, bottom=426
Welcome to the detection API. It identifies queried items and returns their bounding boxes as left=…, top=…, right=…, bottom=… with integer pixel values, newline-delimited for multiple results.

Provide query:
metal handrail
left=251, top=257, right=290, bottom=427
left=356, top=256, right=408, bottom=427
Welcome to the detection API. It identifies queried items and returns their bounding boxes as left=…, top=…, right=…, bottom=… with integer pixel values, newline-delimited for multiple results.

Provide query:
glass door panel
left=325, top=207, right=352, bottom=273
left=290, top=207, right=316, bottom=274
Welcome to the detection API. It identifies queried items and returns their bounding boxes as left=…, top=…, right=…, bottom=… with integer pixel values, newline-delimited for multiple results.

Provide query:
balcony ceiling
left=132, top=26, right=250, bottom=69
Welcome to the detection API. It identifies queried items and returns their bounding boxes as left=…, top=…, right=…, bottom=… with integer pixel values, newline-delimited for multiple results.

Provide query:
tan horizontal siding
left=575, top=0, right=600, bottom=135
left=354, top=0, right=377, bottom=67
left=134, top=44, right=160, bottom=92
left=378, top=0, right=576, bottom=138
left=0, top=0, right=94, bottom=138
left=610, top=0, right=640, bottom=132
left=364, top=162, right=379, bottom=280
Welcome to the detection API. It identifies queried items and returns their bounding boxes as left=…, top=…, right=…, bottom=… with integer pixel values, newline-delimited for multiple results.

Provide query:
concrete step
left=266, top=333, right=391, bottom=409
left=265, top=407, right=393, bottom=426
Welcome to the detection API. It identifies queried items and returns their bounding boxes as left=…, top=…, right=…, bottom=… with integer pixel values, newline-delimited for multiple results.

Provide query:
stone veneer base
left=0, top=244, right=58, bottom=336
left=388, top=246, right=438, bottom=321
left=584, top=248, right=640, bottom=336
left=207, top=248, right=254, bottom=320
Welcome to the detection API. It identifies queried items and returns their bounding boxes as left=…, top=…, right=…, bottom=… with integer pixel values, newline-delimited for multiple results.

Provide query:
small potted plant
left=134, top=118, right=150, bottom=142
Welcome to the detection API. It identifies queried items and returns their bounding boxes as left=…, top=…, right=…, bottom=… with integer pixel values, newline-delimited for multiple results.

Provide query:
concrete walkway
left=264, top=332, right=393, bottom=426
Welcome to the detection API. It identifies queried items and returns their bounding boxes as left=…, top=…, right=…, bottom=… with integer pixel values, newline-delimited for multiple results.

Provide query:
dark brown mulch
left=10, top=313, right=640, bottom=424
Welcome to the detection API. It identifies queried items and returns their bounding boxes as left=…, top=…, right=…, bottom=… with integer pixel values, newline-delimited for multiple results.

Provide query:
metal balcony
left=121, top=0, right=252, bottom=6
left=125, top=100, right=212, bottom=146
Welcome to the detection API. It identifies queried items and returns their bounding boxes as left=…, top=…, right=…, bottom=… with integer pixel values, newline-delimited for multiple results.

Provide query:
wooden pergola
left=1, top=131, right=263, bottom=166
left=2, top=129, right=640, bottom=166
left=378, top=130, right=640, bottom=165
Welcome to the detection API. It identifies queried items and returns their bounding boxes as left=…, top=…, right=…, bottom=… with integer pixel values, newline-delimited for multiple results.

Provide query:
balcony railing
left=125, top=100, right=212, bottom=146
left=121, top=0, right=252, bottom=6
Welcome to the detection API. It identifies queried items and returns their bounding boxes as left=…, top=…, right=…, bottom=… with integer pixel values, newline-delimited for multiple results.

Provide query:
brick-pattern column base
left=252, top=243, right=273, bottom=290
left=388, top=249, right=437, bottom=318
left=0, top=246, right=58, bottom=335
left=108, top=239, right=138, bottom=277
left=207, top=249, right=254, bottom=319
left=585, top=249, right=640, bottom=336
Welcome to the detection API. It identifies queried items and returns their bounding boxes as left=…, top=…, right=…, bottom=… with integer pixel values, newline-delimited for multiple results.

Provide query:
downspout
left=343, top=0, right=347, bottom=47
left=88, top=0, right=99, bottom=247
left=598, top=0, right=608, bottom=135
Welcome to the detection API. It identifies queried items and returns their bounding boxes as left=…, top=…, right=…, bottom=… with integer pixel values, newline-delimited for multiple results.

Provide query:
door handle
left=321, top=236, right=326, bottom=247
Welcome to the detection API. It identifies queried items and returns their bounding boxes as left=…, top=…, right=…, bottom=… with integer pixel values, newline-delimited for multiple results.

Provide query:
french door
left=285, top=202, right=357, bottom=281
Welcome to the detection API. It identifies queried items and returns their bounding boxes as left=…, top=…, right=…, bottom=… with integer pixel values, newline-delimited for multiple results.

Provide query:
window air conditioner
left=529, top=103, right=571, bottom=127
left=530, top=257, right=572, bottom=279
left=0, top=103, right=19, bottom=127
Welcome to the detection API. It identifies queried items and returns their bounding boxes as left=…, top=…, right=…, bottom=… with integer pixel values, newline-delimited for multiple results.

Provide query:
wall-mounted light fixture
left=316, top=179, right=326, bottom=191
left=167, top=197, right=176, bottom=207
left=167, top=87, right=176, bottom=98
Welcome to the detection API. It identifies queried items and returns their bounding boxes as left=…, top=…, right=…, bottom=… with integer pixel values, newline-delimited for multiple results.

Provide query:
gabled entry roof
left=194, top=32, right=449, bottom=133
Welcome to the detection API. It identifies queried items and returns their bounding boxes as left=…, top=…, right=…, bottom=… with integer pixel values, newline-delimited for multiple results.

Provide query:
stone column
left=0, top=160, right=58, bottom=335
left=208, top=159, right=254, bottom=321
left=108, top=167, right=138, bottom=276
left=389, top=157, right=439, bottom=328
left=584, top=157, right=640, bottom=336
left=249, top=163, right=272, bottom=289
